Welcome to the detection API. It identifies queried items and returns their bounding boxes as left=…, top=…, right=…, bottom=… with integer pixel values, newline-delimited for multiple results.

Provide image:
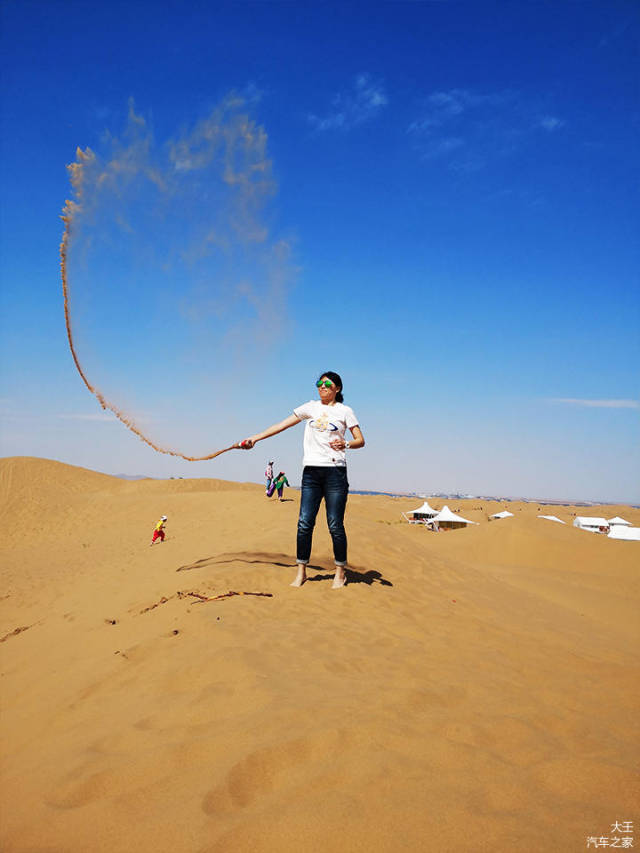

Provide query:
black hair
left=318, top=371, right=344, bottom=403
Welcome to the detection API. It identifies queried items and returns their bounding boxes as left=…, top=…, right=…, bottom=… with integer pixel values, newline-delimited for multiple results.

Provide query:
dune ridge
left=1, top=457, right=638, bottom=852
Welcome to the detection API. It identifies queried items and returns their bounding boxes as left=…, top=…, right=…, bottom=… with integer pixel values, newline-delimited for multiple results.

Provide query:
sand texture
left=1, top=457, right=639, bottom=852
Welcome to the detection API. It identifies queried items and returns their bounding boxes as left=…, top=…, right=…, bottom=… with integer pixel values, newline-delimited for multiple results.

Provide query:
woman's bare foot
left=290, top=564, right=307, bottom=587
left=332, top=567, right=347, bottom=589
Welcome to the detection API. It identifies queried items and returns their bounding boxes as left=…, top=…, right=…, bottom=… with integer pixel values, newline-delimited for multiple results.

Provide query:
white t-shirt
left=293, top=400, right=359, bottom=467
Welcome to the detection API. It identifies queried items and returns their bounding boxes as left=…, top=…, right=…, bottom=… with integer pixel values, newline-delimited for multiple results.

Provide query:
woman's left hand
left=329, top=437, right=346, bottom=451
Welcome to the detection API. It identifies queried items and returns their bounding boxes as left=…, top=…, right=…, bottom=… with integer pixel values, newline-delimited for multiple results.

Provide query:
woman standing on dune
left=240, top=371, right=365, bottom=588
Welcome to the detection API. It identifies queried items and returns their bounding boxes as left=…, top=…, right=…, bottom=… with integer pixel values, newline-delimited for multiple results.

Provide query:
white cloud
left=549, top=398, right=639, bottom=409
left=408, top=88, right=514, bottom=164
left=308, top=74, right=388, bottom=131
left=408, top=88, right=511, bottom=135
left=537, top=115, right=565, bottom=132
left=408, top=88, right=564, bottom=167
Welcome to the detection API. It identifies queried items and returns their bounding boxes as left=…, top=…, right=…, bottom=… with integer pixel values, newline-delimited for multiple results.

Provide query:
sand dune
left=1, top=457, right=638, bottom=852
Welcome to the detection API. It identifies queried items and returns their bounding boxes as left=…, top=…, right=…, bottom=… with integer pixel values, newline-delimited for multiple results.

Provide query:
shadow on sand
left=176, top=551, right=393, bottom=587
left=306, top=567, right=392, bottom=587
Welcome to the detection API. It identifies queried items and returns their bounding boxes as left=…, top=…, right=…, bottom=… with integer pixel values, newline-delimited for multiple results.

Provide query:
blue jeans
left=297, top=466, right=349, bottom=566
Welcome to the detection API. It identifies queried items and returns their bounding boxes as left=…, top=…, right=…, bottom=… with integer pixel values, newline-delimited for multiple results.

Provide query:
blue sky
left=1, top=0, right=638, bottom=502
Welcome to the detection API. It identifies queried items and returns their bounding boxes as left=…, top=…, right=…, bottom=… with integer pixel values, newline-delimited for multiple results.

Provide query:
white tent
left=608, top=516, right=631, bottom=526
left=573, top=517, right=609, bottom=533
left=430, top=505, right=478, bottom=529
left=608, top=526, right=640, bottom=541
left=490, top=510, right=514, bottom=520
left=408, top=501, right=438, bottom=517
left=538, top=515, right=566, bottom=524
left=403, top=501, right=438, bottom=523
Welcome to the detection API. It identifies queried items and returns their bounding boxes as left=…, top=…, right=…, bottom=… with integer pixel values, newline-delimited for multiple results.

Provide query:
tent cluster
left=403, top=504, right=639, bottom=540
left=403, top=501, right=477, bottom=530
left=573, top=515, right=640, bottom=541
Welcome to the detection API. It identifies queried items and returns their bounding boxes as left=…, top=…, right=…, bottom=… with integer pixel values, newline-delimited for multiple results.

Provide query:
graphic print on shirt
left=309, top=413, right=339, bottom=434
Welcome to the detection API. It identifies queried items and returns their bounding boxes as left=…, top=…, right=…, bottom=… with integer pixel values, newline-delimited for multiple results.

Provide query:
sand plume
left=59, top=97, right=294, bottom=460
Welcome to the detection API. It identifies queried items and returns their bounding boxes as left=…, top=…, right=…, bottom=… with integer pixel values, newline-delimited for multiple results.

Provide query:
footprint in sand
left=45, top=768, right=116, bottom=809
left=133, top=716, right=155, bottom=730
left=202, top=729, right=351, bottom=816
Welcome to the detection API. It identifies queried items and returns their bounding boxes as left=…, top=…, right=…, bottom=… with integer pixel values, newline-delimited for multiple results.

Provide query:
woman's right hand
left=236, top=415, right=300, bottom=451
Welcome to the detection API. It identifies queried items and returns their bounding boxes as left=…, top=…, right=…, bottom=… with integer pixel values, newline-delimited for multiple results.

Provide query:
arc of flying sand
left=59, top=149, right=241, bottom=462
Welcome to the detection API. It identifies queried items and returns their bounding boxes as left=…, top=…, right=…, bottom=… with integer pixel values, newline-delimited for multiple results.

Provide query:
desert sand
left=1, top=456, right=638, bottom=852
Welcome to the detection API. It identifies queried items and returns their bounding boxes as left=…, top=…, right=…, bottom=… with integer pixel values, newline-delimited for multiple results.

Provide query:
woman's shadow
left=177, top=554, right=392, bottom=587
left=306, top=564, right=392, bottom=587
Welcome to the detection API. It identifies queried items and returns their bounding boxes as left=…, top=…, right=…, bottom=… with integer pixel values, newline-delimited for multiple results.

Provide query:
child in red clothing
left=150, top=515, right=167, bottom=545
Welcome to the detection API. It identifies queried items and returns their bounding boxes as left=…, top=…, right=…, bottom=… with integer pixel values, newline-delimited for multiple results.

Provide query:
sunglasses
left=316, top=379, right=335, bottom=389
